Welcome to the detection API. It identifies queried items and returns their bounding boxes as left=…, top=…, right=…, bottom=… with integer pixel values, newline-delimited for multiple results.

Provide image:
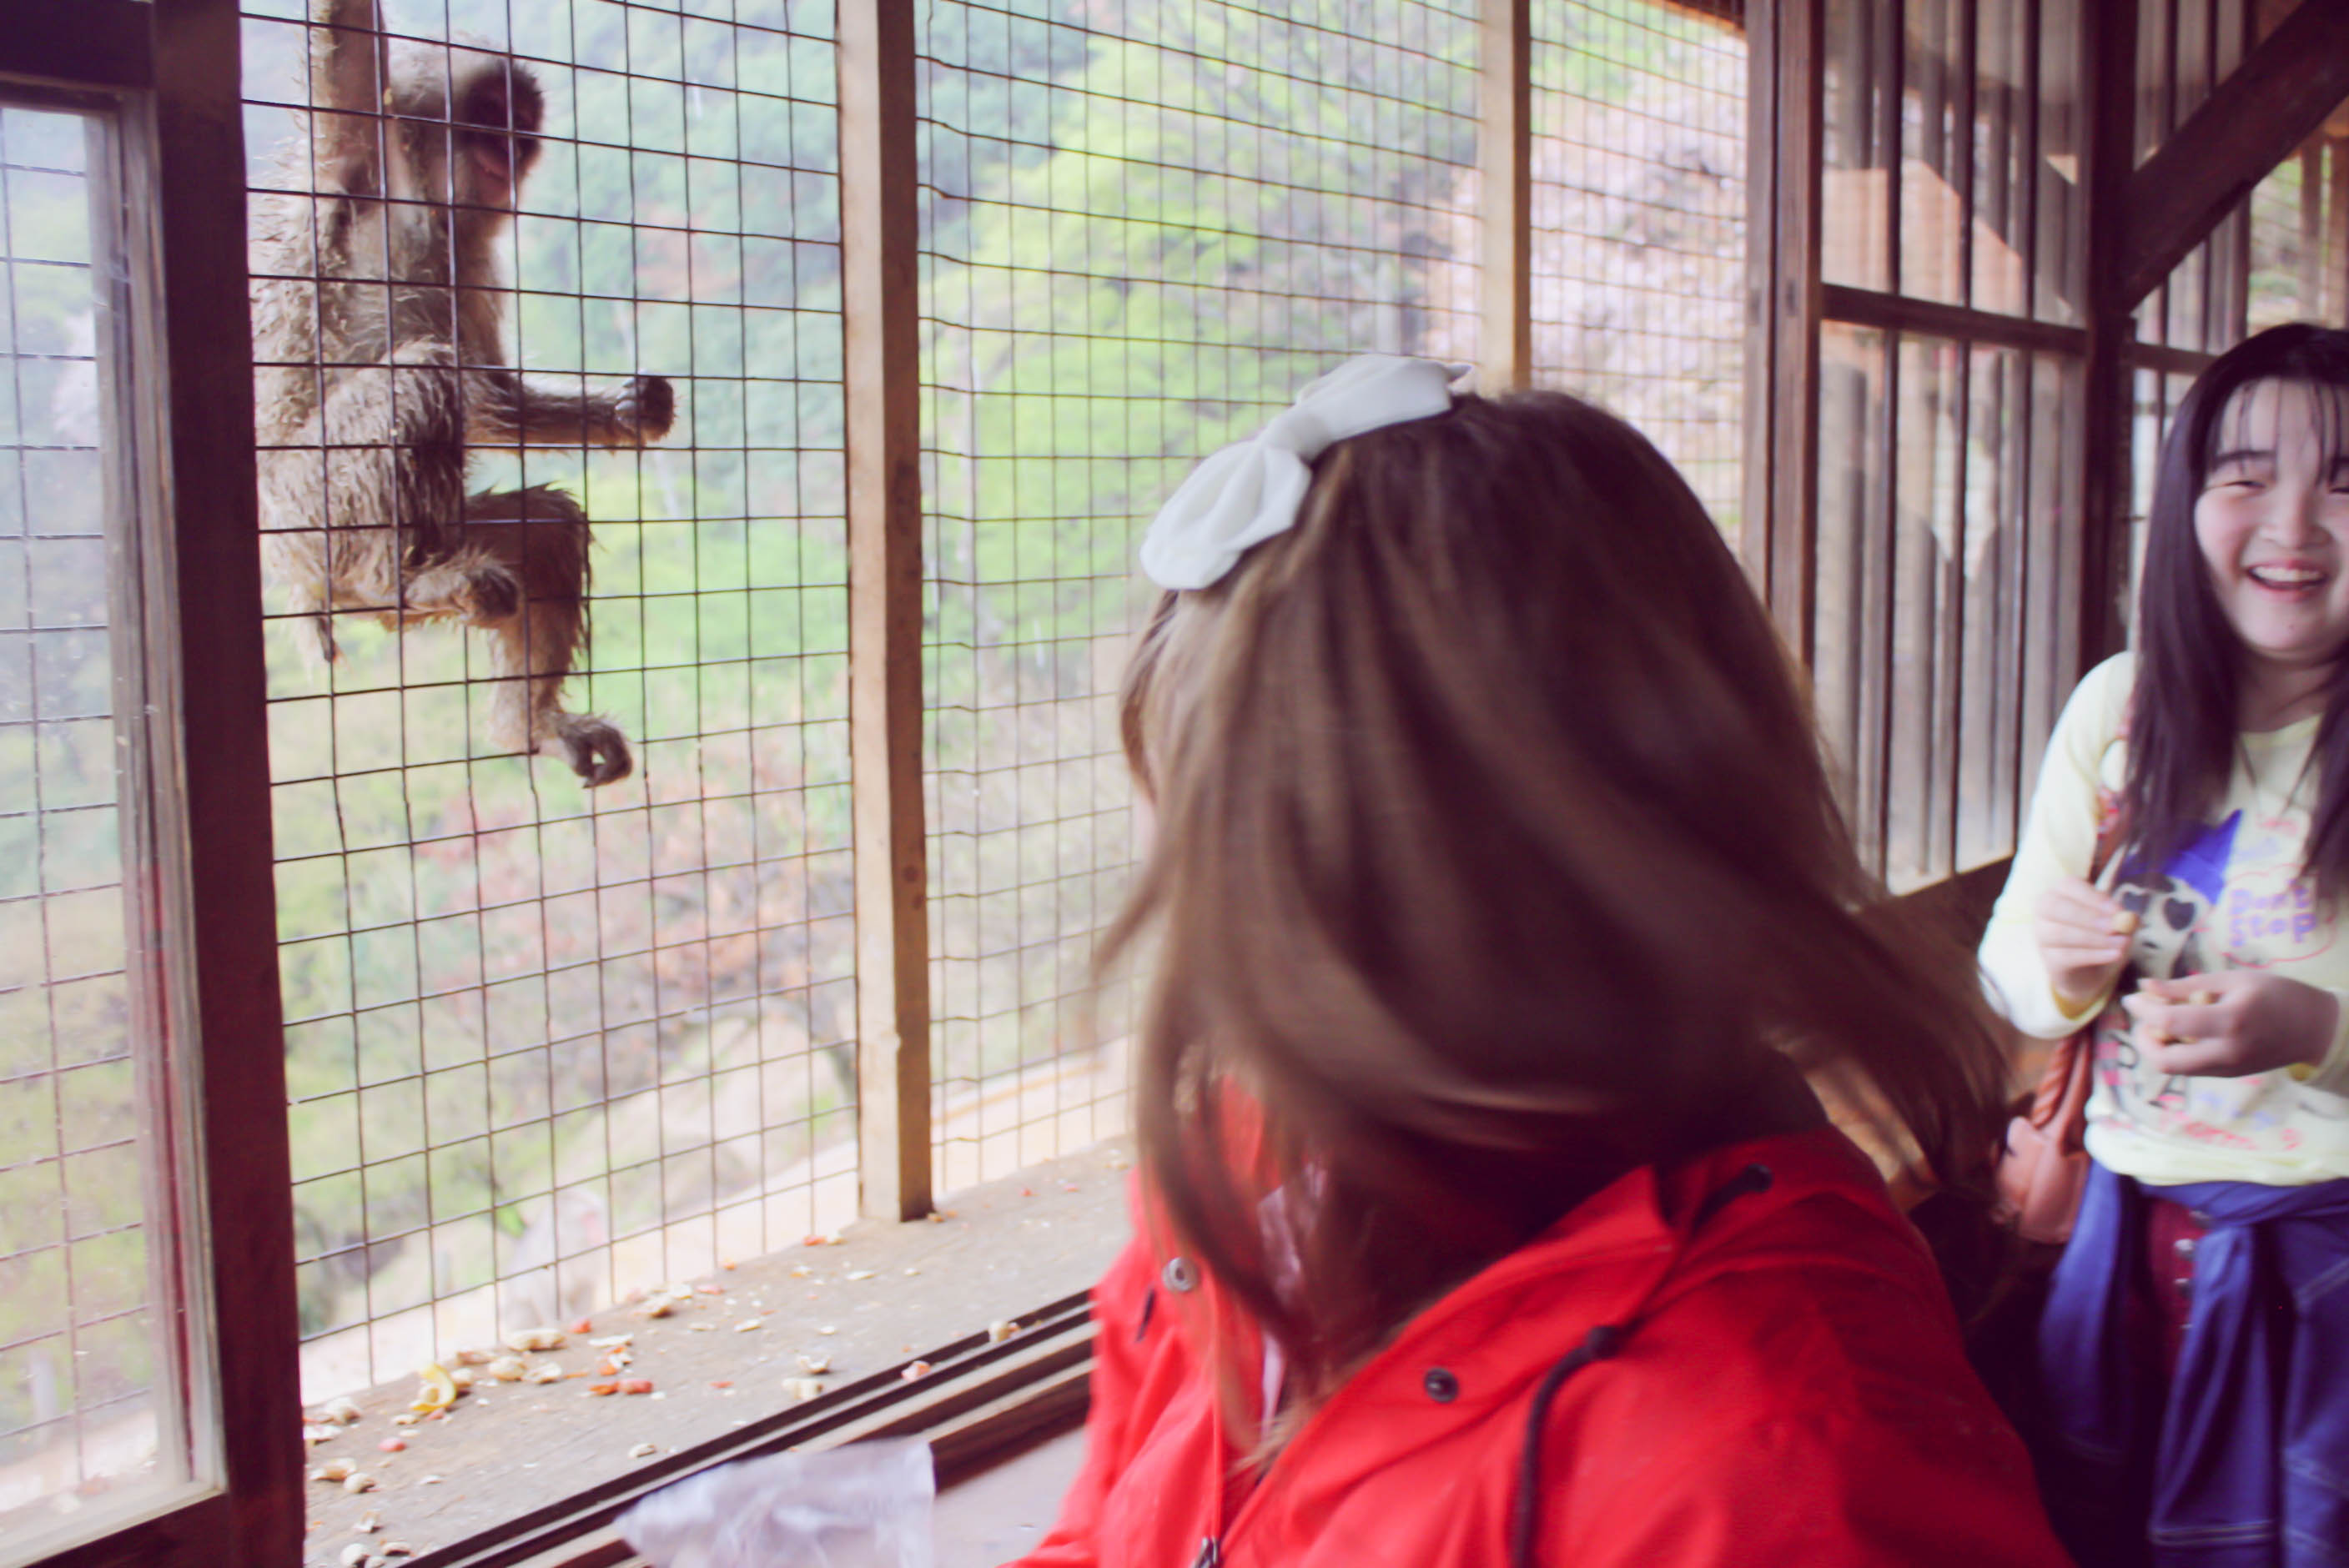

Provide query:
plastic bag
left=617, top=1438, right=936, bottom=1568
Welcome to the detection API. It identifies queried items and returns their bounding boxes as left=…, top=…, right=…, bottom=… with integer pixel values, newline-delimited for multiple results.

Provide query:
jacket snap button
left=1161, top=1256, right=1198, bottom=1293
left=2173, top=1236, right=2197, bottom=1259
left=1422, top=1367, right=1459, bottom=1403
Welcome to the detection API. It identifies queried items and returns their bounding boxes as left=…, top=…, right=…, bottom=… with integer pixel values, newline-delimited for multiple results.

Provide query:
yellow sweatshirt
left=1979, top=652, right=2349, bottom=1186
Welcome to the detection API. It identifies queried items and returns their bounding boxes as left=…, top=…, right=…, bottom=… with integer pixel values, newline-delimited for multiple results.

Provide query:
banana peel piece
left=410, top=1362, right=459, bottom=1415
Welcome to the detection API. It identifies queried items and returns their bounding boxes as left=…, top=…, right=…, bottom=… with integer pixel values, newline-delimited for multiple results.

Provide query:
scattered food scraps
left=784, top=1377, right=824, bottom=1401
left=795, top=1353, right=832, bottom=1375
left=709, top=1380, right=733, bottom=1389
left=353, top=1510, right=380, bottom=1535
left=629, top=1442, right=660, bottom=1459
left=389, top=1413, right=419, bottom=1428
left=503, top=1327, right=567, bottom=1353
left=342, top=1544, right=372, bottom=1566
left=526, top=1363, right=564, bottom=1384
left=316, top=1397, right=363, bottom=1425
left=988, top=1319, right=1018, bottom=1343
left=342, top=1472, right=377, bottom=1494
left=410, top=1364, right=458, bottom=1414
left=620, top=1378, right=655, bottom=1395
left=817, top=1325, right=838, bottom=1335
left=733, top=1319, right=762, bottom=1332
left=845, top=1270, right=877, bottom=1281
left=568, top=1318, right=594, bottom=1334
left=485, top=1356, right=527, bottom=1382
left=314, top=1460, right=355, bottom=1483
left=378, top=1438, right=405, bottom=1454
left=901, top=1361, right=932, bottom=1381
left=586, top=1383, right=619, bottom=1397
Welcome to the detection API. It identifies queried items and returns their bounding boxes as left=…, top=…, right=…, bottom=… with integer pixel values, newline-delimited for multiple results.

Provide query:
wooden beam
left=2119, top=0, right=2349, bottom=307
left=839, top=0, right=933, bottom=1222
left=0, top=0, right=151, bottom=90
left=1479, top=0, right=1532, bottom=392
left=1820, top=282, right=2090, bottom=355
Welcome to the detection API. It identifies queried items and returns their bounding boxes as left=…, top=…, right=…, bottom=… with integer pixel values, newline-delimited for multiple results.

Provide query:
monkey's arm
left=463, top=369, right=677, bottom=450
left=309, top=0, right=391, bottom=191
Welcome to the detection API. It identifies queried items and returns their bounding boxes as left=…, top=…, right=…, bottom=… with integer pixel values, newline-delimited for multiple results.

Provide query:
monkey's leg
left=463, top=369, right=677, bottom=450
left=419, top=488, right=632, bottom=787
left=256, top=343, right=471, bottom=648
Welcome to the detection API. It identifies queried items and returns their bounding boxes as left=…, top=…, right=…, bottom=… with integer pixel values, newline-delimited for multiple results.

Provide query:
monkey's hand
left=548, top=711, right=634, bottom=787
left=611, top=376, right=677, bottom=446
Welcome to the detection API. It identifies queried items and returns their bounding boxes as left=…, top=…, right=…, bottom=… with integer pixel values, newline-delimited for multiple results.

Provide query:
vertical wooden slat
left=1739, top=0, right=1781, bottom=594
left=2301, top=143, right=2325, bottom=314
left=840, top=0, right=933, bottom=1222
left=1763, top=0, right=1825, bottom=662
left=1479, top=0, right=1532, bottom=393
left=2330, top=140, right=2349, bottom=324
left=148, top=0, right=304, bottom=1560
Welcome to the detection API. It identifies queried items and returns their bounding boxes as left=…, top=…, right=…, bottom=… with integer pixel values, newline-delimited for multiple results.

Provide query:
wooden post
left=1479, top=0, right=1532, bottom=393
left=839, top=0, right=933, bottom=1221
left=2075, top=0, right=2140, bottom=678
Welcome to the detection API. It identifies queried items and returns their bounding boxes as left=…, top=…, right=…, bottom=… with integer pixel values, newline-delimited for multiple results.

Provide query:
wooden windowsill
left=297, top=1143, right=1133, bottom=1568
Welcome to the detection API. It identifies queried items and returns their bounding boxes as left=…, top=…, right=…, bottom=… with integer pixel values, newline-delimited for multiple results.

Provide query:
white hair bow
left=1138, top=354, right=1464, bottom=591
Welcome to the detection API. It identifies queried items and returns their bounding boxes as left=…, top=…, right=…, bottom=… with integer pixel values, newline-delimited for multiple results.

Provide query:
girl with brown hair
left=1009, top=358, right=2066, bottom=1567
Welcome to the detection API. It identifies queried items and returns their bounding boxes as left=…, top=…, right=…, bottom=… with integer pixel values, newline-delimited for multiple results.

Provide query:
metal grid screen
left=915, top=0, right=1481, bottom=1194
left=241, top=0, right=854, bottom=1403
left=1528, top=0, right=1744, bottom=533
left=0, top=107, right=178, bottom=1530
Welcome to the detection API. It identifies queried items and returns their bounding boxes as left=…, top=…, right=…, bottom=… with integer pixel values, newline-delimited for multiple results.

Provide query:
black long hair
left=2129, top=323, right=2349, bottom=886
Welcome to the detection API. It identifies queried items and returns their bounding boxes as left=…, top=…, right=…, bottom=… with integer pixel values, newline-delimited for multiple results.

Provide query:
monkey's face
left=385, top=43, right=545, bottom=217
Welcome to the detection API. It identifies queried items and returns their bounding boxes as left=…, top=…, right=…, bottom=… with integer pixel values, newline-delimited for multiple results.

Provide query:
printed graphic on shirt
left=2095, top=807, right=2341, bottom=1148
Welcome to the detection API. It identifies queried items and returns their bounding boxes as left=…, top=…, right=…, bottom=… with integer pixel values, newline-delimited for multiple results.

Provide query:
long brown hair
left=1102, top=389, right=2009, bottom=1410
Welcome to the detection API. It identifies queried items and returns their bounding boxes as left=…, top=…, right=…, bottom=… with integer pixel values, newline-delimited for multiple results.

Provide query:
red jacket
left=1007, top=1128, right=2070, bottom=1568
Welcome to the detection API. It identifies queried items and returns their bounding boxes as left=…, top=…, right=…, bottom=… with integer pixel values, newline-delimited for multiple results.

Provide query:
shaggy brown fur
left=250, top=0, right=673, bottom=787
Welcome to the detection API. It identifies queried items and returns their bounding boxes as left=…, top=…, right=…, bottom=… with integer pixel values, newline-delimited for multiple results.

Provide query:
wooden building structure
left=1, top=0, right=2346, bottom=1563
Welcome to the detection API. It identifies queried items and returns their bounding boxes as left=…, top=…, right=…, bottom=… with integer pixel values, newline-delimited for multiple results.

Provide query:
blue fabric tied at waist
left=2040, top=1161, right=2349, bottom=1566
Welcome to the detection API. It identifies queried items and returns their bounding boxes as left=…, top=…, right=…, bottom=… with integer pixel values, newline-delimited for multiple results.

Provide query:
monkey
left=249, top=0, right=674, bottom=786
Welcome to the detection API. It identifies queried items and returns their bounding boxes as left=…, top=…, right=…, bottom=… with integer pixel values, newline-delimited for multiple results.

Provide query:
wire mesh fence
left=0, top=103, right=184, bottom=1532
left=240, top=0, right=857, bottom=1403
left=915, top=0, right=1481, bottom=1194
left=1528, top=0, right=1743, bottom=533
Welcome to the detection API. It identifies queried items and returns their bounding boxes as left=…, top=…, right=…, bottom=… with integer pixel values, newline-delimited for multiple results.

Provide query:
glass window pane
left=1900, top=0, right=1969, bottom=306
left=0, top=103, right=203, bottom=1559
left=1813, top=321, right=1890, bottom=856
left=1822, top=0, right=1897, bottom=290
left=2034, top=0, right=2086, bottom=324
left=1887, top=334, right=1963, bottom=891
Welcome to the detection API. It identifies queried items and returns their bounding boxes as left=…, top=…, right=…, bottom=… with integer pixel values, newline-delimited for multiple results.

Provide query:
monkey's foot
left=457, top=562, right=523, bottom=623
left=614, top=376, right=677, bottom=446
left=547, top=712, right=633, bottom=787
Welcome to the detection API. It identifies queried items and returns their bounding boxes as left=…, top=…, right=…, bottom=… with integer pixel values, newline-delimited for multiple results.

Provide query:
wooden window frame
left=5, top=3, right=302, bottom=1566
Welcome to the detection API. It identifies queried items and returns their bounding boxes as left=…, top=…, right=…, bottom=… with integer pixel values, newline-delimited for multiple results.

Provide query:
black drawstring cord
left=1506, top=1163, right=1775, bottom=1568
left=1508, top=1324, right=1625, bottom=1567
